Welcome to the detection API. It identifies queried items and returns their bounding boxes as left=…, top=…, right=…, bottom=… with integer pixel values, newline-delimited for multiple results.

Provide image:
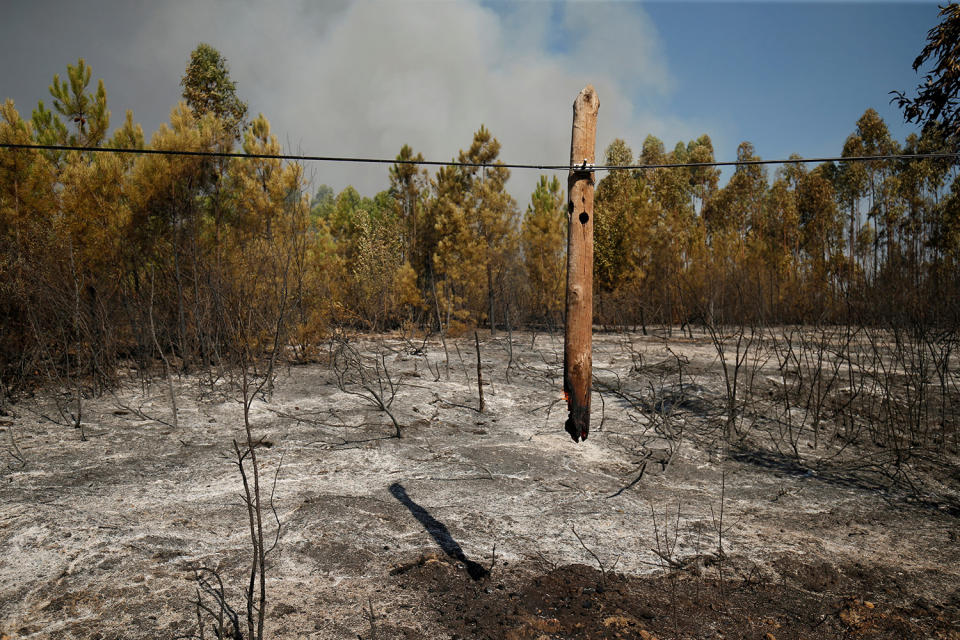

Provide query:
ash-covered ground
left=1, top=330, right=958, bottom=639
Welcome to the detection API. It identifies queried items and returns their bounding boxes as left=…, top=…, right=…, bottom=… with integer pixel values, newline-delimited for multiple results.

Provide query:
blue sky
left=640, top=2, right=938, bottom=164
left=0, top=1, right=945, bottom=198
left=491, top=1, right=939, bottom=167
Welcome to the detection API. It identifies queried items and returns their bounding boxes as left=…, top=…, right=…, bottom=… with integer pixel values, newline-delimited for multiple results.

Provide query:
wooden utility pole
left=564, top=85, right=599, bottom=443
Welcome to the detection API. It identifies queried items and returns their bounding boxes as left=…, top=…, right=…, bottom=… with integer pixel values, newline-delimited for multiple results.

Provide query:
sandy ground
left=0, top=330, right=958, bottom=639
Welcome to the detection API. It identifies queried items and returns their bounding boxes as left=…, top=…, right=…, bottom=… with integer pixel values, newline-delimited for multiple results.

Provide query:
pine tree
left=30, top=100, right=68, bottom=153
left=521, top=175, right=566, bottom=323
left=389, top=144, right=427, bottom=265
left=0, top=101, right=57, bottom=380
left=47, top=58, right=110, bottom=147
left=431, top=126, right=518, bottom=332
left=430, top=163, right=476, bottom=330
left=460, top=126, right=518, bottom=334
left=125, top=103, right=220, bottom=365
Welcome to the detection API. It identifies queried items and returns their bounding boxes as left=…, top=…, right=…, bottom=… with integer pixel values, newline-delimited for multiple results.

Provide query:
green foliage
left=180, top=43, right=248, bottom=142
left=521, top=175, right=566, bottom=321
left=350, top=210, right=408, bottom=329
left=31, top=100, right=68, bottom=149
left=310, top=184, right=335, bottom=228
left=389, top=144, right=428, bottom=269
left=47, top=58, right=110, bottom=146
left=797, top=164, right=842, bottom=269
left=430, top=125, right=519, bottom=331
left=594, top=139, right=642, bottom=292
left=893, top=4, right=960, bottom=144
left=110, top=110, right=145, bottom=150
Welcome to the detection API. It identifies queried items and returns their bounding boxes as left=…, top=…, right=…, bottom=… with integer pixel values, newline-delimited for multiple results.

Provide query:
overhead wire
left=1, top=142, right=958, bottom=171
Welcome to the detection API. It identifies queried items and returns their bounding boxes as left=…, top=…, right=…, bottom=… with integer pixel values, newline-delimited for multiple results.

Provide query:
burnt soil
left=383, top=553, right=959, bottom=640
left=1, top=330, right=958, bottom=639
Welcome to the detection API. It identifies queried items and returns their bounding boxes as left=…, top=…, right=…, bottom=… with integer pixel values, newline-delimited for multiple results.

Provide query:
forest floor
left=1, top=330, right=958, bottom=639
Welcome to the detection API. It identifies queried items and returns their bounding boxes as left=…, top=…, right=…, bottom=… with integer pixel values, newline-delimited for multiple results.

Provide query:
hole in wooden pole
left=579, top=212, right=589, bottom=224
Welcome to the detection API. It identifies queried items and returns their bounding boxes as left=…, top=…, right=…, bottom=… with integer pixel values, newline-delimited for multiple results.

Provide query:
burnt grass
left=1, top=329, right=958, bottom=639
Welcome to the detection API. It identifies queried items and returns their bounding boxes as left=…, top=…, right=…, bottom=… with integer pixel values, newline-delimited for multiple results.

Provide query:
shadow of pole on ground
left=389, top=482, right=489, bottom=580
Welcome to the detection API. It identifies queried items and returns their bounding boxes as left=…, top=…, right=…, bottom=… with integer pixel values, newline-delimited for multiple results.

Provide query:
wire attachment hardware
left=572, top=158, right=594, bottom=173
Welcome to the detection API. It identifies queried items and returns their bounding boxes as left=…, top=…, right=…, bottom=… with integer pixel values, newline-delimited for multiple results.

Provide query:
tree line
left=1, top=42, right=959, bottom=400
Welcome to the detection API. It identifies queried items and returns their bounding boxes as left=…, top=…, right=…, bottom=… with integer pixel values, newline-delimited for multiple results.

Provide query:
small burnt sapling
left=189, top=149, right=307, bottom=639
left=332, top=337, right=405, bottom=439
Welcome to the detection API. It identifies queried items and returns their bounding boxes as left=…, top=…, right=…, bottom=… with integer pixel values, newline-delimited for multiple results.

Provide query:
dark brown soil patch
left=385, top=554, right=960, bottom=639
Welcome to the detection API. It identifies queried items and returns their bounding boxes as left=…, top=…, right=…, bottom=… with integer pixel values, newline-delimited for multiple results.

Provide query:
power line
left=1, top=142, right=958, bottom=172
left=0, top=142, right=556, bottom=169
left=602, top=152, right=960, bottom=171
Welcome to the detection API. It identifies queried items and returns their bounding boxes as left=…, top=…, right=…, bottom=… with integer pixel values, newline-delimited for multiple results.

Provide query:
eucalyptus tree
left=704, top=142, right=768, bottom=256
left=797, top=164, right=843, bottom=287
left=181, top=43, right=248, bottom=143
left=764, top=174, right=802, bottom=313
left=856, top=109, right=900, bottom=274
left=836, top=134, right=868, bottom=271
left=893, top=4, right=960, bottom=146
left=594, top=139, right=640, bottom=295
left=640, top=135, right=704, bottom=328
left=686, top=135, right=721, bottom=214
